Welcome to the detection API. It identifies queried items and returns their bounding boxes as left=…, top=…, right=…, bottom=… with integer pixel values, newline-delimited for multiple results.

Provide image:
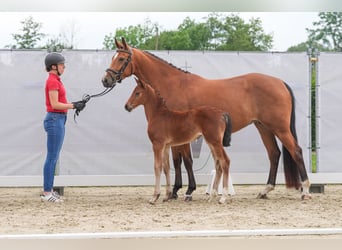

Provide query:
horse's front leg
left=150, top=144, right=163, bottom=204
left=182, top=143, right=196, bottom=202
left=254, top=123, right=280, bottom=199
left=171, top=146, right=182, bottom=199
left=162, top=147, right=172, bottom=202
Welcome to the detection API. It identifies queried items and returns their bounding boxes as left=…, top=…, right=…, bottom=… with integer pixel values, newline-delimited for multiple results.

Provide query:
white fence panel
left=317, top=52, right=342, bottom=172
left=0, top=50, right=310, bottom=185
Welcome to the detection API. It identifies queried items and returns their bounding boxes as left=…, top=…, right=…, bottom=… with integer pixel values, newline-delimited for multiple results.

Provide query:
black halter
left=105, top=48, right=132, bottom=83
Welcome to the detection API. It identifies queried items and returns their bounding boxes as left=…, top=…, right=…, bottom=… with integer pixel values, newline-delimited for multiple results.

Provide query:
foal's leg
left=219, top=150, right=230, bottom=204
left=162, top=147, right=172, bottom=202
left=208, top=157, right=221, bottom=203
left=209, top=146, right=230, bottom=204
left=255, top=122, right=281, bottom=199
left=150, top=144, right=164, bottom=204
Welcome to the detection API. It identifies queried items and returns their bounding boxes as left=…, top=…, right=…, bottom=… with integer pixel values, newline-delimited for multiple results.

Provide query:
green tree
left=306, top=12, right=342, bottom=51
left=102, top=13, right=273, bottom=51
left=213, top=14, right=273, bottom=51
left=157, top=30, right=192, bottom=50
left=287, top=42, right=310, bottom=52
left=287, top=41, right=327, bottom=52
left=103, top=18, right=159, bottom=49
left=11, top=16, right=45, bottom=49
left=177, top=16, right=211, bottom=50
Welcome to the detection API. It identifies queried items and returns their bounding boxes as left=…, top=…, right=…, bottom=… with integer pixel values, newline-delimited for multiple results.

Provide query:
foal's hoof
left=184, top=194, right=192, bottom=202
left=149, top=194, right=160, bottom=204
left=208, top=196, right=215, bottom=203
left=218, top=198, right=226, bottom=204
left=301, top=193, right=313, bottom=200
left=162, top=196, right=172, bottom=202
left=162, top=192, right=173, bottom=202
left=257, top=193, right=269, bottom=199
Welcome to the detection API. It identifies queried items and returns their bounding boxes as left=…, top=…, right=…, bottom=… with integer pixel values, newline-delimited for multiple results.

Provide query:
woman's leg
left=43, top=113, right=66, bottom=193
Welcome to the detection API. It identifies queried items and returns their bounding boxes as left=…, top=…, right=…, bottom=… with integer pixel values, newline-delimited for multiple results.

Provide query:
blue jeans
left=43, top=112, right=66, bottom=192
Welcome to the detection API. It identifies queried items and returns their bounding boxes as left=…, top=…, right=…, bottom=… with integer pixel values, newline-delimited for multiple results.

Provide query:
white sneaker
left=52, top=191, right=62, bottom=200
left=40, top=193, right=63, bottom=203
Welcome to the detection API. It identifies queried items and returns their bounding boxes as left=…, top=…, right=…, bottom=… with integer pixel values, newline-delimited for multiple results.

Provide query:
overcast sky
left=0, top=12, right=319, bottom=51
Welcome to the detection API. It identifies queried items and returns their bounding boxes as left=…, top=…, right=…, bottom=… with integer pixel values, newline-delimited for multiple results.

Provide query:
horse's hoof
left=301, top=193, right=313, bottom=200
left=171, top=193, right=178, bottom=200
left=184, top=195, right=192, bottom=202
left=257, top=193, right=268, bottom=199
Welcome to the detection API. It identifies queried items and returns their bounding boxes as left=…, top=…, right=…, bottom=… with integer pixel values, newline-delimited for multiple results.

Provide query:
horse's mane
left=143, top=50, right=191, bottom=74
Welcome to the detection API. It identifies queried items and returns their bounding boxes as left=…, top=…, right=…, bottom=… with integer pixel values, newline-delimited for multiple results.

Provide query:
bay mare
left=125, top=78, right=232, bottom=204
left=102, top=37, right=312, bottom=200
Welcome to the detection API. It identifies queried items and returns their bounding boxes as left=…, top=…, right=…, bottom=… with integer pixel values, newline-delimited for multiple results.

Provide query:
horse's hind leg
left=276, top=131, right=311, bottom=200
left=255, top=122, right=281, bottom=199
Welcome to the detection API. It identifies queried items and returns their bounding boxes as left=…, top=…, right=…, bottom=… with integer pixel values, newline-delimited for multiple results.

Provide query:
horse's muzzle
left=101, top=75, right=116, bottom=88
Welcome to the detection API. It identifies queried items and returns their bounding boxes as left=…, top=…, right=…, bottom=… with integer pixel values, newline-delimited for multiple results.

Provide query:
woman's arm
left=49, top=90, right=74, bottom=110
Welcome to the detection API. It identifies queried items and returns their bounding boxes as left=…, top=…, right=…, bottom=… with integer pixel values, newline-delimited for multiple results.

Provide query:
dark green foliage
left=103, top=13, right=273, bottom=51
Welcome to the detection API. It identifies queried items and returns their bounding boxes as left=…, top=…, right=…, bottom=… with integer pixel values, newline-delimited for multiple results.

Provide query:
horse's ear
left=121, top=37, right=128, bottom=50
left=115, top=38, right=120, bottom=48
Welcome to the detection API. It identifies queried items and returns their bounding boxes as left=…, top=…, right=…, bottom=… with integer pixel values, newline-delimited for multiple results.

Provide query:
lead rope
left=73, top=85, right=116, bottom=123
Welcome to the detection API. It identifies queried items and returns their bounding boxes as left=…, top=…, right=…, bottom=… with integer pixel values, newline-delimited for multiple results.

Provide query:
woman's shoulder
left=46, top=75, right=62, bottom=89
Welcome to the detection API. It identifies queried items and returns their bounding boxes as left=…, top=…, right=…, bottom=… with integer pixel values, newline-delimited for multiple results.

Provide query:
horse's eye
left=118, top=57, right=125, bottom=62
left=135, top=92, right=140, bottom=97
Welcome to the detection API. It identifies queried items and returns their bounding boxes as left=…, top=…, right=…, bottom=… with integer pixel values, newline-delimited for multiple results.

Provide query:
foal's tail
left=222, top=113, right=232, bottom=147
left=282, top=82, right=301, bottom=189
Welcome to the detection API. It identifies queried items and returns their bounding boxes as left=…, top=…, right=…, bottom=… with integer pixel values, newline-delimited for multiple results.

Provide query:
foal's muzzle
left=124, top=104, right=133, bottom=112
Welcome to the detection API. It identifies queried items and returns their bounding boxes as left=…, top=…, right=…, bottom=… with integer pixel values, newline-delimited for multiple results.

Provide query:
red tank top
left=45, top=73, right=68, bottom=113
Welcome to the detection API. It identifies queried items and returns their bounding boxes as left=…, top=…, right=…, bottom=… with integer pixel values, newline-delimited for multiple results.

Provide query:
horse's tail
left=222, top=113, right=232, bottom=147
left=282, top=82, right=301, bottom=189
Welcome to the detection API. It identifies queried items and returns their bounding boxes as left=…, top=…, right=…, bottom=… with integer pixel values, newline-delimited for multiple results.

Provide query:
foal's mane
left=151, top=86, right=169, bottom=110
left=142, top=50, right=191, bottom=74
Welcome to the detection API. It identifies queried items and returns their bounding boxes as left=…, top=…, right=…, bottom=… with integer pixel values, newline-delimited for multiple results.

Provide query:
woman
left=41, top=52, right=85, bottom=203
